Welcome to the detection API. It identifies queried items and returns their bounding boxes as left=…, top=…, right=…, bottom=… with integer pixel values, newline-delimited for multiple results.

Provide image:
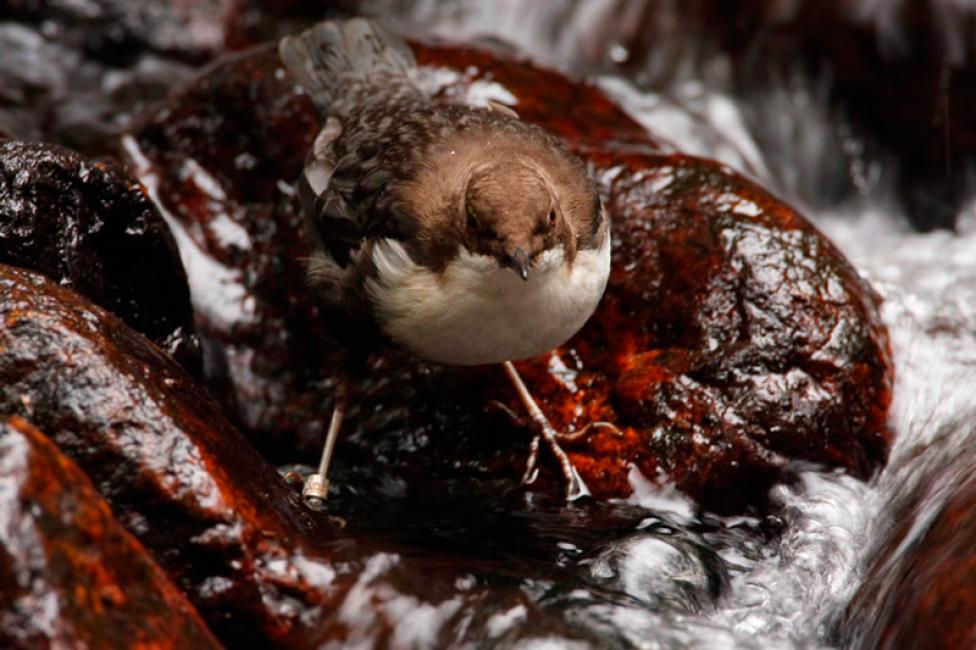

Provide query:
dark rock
left=838, top=445, right=976, bottom=649
left=123, top=38, right=892, bottom=512
left=0, top=263, right=339, bottom=646
left=584, top=152, right=891, bottom=509
left=0, top=263, right=714, bottom=648
left=0, top=416, right=221, bottom=649
left=0, top=140, right=197, bottom=367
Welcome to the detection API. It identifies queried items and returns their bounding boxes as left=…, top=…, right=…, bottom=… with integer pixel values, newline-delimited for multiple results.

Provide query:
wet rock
left=0, top=140, right=197, bottom=365
left=0, top=417, right=220, bottom=649
left=0, top=263, right=733, bottom=648
left=838, top=449, right=976, bottom=649
left=0, top=263, right=338, bottom=646
left=123, top=39, right=892, bottom=512
left=581, top=152, right=892, bottom=509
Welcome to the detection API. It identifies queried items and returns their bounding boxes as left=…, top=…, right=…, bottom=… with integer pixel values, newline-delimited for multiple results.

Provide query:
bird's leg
left=303, top=385, right=347, bottom=511
left=502, top=361, right=621, bottom=501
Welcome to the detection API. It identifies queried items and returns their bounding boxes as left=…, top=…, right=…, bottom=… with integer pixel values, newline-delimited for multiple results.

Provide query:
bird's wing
left=299, top=116, right=417, bottom=268
left=299, top=116, right=351, bottom=238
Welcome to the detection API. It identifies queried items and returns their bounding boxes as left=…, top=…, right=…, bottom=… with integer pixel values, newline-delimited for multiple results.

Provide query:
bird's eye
left=548, top=209, right=557, bottom=226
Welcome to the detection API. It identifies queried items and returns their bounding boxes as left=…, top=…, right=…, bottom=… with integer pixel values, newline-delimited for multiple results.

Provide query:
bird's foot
left=520, top=419, right=622, bottom=501
left=301, top=390, right=346, bottom=513
left=500, top=361, right=624, bottom=501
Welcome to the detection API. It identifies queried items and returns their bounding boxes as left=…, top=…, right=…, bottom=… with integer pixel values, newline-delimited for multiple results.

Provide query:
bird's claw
left=552, top=420, right=623, bottom=443
left=520, top=419, right=596, bottom=501
left=520, top=433, right=542, bottom=486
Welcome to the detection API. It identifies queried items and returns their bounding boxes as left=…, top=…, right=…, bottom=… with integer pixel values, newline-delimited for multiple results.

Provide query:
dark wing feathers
left=282, top=19, right=428, bottom=265
left=279, top=18, right=416, bottom=118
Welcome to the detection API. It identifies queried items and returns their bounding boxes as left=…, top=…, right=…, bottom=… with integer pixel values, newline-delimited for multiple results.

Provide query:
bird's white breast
left=365, top=227, right=611, bottom=365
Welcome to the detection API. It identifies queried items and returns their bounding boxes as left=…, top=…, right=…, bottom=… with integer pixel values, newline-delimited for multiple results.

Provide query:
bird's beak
left=504, top=247, right=530, bottom=281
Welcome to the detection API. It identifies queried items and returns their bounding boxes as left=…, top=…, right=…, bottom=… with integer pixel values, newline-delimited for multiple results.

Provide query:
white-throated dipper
left=280, top=18, right=614, bottom=509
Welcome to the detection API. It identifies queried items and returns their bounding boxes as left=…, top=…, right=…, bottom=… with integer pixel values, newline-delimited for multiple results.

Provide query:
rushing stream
left=340, top=2, right=976, bottom=647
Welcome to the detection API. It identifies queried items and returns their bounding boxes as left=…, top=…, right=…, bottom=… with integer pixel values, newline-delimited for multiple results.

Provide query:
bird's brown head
left=462, top=161, right=572, bottom=280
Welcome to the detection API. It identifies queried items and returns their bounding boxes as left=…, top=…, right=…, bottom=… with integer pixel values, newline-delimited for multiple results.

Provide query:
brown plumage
left=280, top=18, right=615, bottom=508
left=281, top=19, right=603, bottom=280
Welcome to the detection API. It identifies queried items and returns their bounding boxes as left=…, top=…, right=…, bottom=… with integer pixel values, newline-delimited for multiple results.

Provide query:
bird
left=279, top=18, right=615, bottom=509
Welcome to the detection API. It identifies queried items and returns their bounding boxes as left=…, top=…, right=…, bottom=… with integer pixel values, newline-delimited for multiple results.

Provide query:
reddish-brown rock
left=123, top=39, right=892, bottom=512
left=575, top=152, right=892, bottom=508
left=0, top=417, right=221, bottom=649
left=0, top=140, right=197, bottom=366
left=0, top=263, right=339, bottom=646
left=0, top=264, right=694, bottom=648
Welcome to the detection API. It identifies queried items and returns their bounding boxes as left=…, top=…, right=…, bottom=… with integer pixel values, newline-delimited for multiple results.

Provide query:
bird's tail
left=279, top=18, right=418, bottom=118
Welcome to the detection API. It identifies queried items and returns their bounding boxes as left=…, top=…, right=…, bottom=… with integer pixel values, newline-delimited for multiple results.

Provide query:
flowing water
left=345, top=2, right=976, bottom=647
